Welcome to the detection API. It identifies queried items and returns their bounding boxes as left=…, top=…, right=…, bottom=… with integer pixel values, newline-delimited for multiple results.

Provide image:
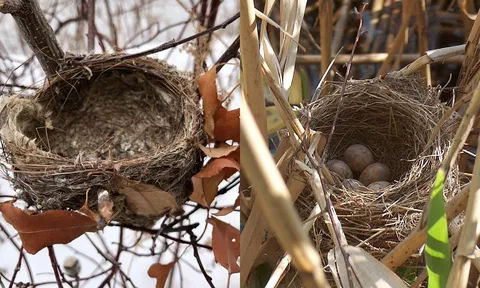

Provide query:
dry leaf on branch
left=189, top=157, right=240, bottom=208
left=197, top=65, right=222, bottom=139
left=207, top=217, right=240, bottom=274
left=0, top=200, right=97, bottom=254
left=213, top=195, right=240, bottom=216
left=112, top=176, right=177, bottom=216
left=199, top=143, right=239, bottom=158
left=148, top=261, right=176, bottom=288
left=214, top=107, right=240, bottom=143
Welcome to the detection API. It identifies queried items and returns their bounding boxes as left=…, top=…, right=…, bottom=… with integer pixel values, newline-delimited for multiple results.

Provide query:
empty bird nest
left=293, top=75, right=461, bottom=265
left=0, top=55, right=204, bottom=228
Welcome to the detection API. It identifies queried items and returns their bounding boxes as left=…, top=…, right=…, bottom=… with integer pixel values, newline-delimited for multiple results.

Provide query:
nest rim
left=0, top=55, right=205, bottom=228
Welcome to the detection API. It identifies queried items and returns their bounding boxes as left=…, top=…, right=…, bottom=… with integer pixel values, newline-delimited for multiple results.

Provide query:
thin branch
left=8, top=246, right=23, bottom=288
left=86, top=0, right=96, bottom=52
left=98, top=228, right=123, bottom=288
left=0, top=222, right=34, bottom=284
left=48, top=246, right=64, bottom=288
left=214, top=36, right=240, bottom=73
left=187, top=230, right=215, bottom=288
left=71, top=12, right=239, bottom=66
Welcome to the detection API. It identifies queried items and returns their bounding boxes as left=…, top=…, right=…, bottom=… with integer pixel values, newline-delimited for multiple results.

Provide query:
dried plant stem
left=440, top=81, right=480, bottom=172
left=415, top=0, right=430, bottom=85
left=319, top=0, right=333, bottom=82
left=362, top=0, right=384, bottom=52
left=396, top=44, right=466, bottom=76
left=240, top=0, right=268, bottom=141
left=321, top=2, right=367, bottom=163
left=378, top=0, right=416, bottom=75
left=265, top=204, right=321, bottom=288
left=331, top=0, right=350, bottom=54
left=296, top=53, right=465, bottom=65
left=447, top=135, right=480, bottom=287
left=458, top=10, right=480, bottom=171
left=382, top=183, right=470, bottom=270
left=242, top=104, right=329, bottom=288
left=240, top=171, right=306, bottom=286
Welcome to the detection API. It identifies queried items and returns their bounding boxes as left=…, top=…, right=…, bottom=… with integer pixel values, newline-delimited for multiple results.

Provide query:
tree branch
left=0, top=0, right=64, bottom=76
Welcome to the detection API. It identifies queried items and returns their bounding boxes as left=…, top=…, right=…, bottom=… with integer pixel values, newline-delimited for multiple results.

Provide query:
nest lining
left=295, top=75, right=460, bottom=260
left=0, top=56, right=204, bottom=227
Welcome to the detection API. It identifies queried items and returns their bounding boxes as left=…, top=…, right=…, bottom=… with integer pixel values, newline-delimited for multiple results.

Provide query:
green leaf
left=425, top=168, right=451, bottom=288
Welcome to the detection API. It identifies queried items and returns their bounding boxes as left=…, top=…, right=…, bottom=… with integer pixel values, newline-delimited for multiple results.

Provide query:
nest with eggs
left=295, top=74, right=460, bottom=260
left=0, top=55, right=204, bottom=228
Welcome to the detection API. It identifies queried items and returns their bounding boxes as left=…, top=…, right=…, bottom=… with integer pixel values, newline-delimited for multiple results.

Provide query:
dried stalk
left=447, top=134, right=480, bottom=288
left=331, top=0, right=350, bottom=54
left=378, top=0, right=416, bottom=75
left=414, top=0, right=430, bottom=85
left=296, top=53, right=465, bottom=65
left=242, top=104, right=329, bottom=288
left=382, top=183, right=470, bottom=270
left=240, top=0, right=268, bottom=141
left=265, top=204, right=321, bottom=288
left=396, top=44, right=466, bottom=76
left=319, top=0, right=333, bottom=81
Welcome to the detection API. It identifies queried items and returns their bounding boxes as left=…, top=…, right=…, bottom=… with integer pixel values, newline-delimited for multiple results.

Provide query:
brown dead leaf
left=112, top=176, right=177, bottom=216
left=214, top=107, right=240, bottom=143
left=190, top=172, right=225, bottom=208
left=198, top=143, right=239, bottom=158
left=196, top=157, right=240, bottom=178
left=207, top=217, right=240, bottom=273
left=0, top=200, right=97, bottom=254
left=197, top=66, right=222, bottom=139
left=213, top=195, right=240, bottom=216
left=148, top=261, right=176, bottom=288
left=189, top=157, right=239, bottom=208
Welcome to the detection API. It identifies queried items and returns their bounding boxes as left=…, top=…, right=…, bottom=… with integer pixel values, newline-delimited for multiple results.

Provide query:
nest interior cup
left=296, top=75, right=460, bottom=259
left=0, top=56, right=204, bottom=227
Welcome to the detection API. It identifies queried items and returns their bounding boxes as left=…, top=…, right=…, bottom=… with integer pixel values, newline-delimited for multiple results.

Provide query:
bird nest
left=295, top=75, right=460, bottom=260
left=0, top=56, right=204, bottom=228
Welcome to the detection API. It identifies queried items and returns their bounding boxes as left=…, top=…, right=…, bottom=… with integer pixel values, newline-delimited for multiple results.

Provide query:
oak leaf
left=148, top=261, right=175, bottom=288
left=0, top=200, right=97, bottom=254
left=207, top=217, right=240, bottom=273
left=214, top=107, right=239, bottom=143
left=112, top=176, right=177, bottom=216
left=213, top=195, right=240, bottom=216
left=189, top=157, right=240, bottom=208
left=198, top=143, right=238, bottom=158
left=197, top=66, right=222, bottom=139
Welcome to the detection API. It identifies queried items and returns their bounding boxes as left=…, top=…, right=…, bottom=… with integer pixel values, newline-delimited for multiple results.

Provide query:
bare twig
left=214, top=36, right=240, bottom=73
left=48, top=246, right=64, bottom=288
left=321, top=3, right=368, bottom=163
left=98, top=228, right=123, bottom=288
left=187, top=230, right=215, bottom=288
left=8, top=246, right=23, bottom=288
left=0, top=222, right=34, bottom=284
left=72, top=12, right=239, bottom=66
left=86, top=0, right=96, bottom=52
